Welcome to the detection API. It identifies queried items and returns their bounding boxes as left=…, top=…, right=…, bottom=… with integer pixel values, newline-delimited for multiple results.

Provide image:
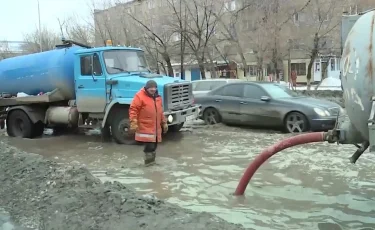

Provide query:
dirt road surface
left=1, top=122, right=375, bottom=230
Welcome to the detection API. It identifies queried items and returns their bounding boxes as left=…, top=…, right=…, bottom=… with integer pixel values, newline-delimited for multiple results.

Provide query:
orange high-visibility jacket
left=129, top=88, right=166, bottom=142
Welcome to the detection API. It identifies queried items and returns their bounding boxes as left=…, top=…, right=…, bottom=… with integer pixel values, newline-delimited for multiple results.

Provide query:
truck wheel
left=7, top=110, right=33, bottom=138
left=110, top=110, right=136, bottom=145
left=169, top=123, right=184, bottom=132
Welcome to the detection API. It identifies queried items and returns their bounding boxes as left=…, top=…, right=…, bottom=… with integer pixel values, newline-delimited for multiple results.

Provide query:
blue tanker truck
left=0, top=39, right=200, bottom=144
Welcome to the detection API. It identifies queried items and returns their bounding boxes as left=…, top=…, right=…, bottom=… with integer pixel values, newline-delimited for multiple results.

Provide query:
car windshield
left=261, top=84, right=299, bottom=98
left=103, top=50, right=149, bottom=74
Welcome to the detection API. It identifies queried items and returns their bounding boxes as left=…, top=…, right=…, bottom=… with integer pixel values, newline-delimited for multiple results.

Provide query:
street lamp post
left=37, top=0, right=42, bottom=52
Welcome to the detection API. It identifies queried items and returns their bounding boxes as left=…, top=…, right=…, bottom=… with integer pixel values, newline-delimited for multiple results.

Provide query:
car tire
left=169, top=122, right=184, bottom=132
left=203, top=108, right=221, bottom=125
left=284, top=112, right=308, bottom=133
left=110, top=108, right=137, bottom=145
left=7, top=110, right=33, bottom=138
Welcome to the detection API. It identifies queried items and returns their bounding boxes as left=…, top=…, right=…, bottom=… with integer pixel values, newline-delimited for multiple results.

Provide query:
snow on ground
left=277, top=77, right=342, bottom=91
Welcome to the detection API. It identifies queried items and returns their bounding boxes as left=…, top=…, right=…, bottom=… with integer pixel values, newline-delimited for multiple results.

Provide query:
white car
left=192, top=79, right=244, bottom=96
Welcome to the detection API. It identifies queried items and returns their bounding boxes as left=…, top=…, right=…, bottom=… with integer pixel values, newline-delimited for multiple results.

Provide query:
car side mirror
left=261, top=96, right=270, bottom=101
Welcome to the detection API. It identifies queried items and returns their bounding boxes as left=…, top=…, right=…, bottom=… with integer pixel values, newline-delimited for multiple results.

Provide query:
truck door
left=76, top=53, right=107, bottom=113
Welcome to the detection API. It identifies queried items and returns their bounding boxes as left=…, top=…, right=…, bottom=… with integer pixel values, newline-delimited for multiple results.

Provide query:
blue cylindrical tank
left=341, top=11, right=375, bottom=141
left=0, top=46, right=83, bottom=99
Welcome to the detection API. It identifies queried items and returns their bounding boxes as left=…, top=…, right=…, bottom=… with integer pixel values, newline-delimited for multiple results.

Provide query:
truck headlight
left=314, top=108, right=330, bottom=116
left=167, top=115, right=173, bottom=123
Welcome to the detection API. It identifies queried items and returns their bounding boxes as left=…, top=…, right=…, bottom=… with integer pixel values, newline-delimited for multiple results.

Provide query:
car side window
left=244, top=85, right=267, bottom=99
left=215, top=84, right=243, bottom=97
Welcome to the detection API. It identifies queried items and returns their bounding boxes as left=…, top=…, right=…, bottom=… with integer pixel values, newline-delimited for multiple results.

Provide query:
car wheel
left=203, top=108, right=221, bottom=125
left=284, top=112, right=308, bottom=133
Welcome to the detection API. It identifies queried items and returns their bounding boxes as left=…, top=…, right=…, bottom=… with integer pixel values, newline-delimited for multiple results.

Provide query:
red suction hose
left=234, top=132, right=326, bottom=196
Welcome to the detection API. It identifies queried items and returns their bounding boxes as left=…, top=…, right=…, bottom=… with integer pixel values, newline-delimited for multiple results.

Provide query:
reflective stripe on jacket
left=129, top=88, right=166, bottom=142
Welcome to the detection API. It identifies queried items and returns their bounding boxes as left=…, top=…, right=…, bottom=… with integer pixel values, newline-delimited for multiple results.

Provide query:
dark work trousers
left=143, top=141, right=158, bottom=153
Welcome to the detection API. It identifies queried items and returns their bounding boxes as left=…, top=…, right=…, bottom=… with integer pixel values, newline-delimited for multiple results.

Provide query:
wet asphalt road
left=1, top=123, right=375, bottom=230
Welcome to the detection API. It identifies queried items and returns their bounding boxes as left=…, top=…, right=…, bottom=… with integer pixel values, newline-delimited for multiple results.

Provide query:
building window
left=248, top=65, right=257, bottom=76
left=349, top=5, right=358, bottom=15
left=148, top=0, right=156, bottom=9
left=224, top=0, right=236, bottom=12
left=291, top=63, right=306, bottom=76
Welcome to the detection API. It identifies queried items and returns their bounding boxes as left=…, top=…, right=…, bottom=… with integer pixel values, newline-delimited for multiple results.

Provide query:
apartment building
left=94, top=0, right=371, bottom=82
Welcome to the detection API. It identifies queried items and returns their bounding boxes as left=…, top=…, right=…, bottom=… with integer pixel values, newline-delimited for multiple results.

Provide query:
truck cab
left=0, top=40, right=200, bottom=144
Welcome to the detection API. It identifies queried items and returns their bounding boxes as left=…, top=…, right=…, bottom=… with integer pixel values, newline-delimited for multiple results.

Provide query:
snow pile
left=319, top=77, right=342, bottom=88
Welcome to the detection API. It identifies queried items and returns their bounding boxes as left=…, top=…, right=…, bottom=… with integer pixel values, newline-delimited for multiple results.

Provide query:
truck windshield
left=103, top=50, right=149, bottom=74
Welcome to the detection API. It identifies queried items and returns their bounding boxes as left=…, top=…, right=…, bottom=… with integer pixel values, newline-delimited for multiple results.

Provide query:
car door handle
left=78, top=85, right=84, bottom=89
left=215, top=99, right=222, bottom=102
left=240, top=102, right=247, bottom=104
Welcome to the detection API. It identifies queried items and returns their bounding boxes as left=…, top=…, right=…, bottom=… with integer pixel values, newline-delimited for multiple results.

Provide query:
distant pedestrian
left=129, top=80, right=168, bottom=166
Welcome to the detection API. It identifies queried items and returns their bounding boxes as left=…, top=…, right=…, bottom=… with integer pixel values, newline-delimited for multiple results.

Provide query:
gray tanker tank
left=341, top=10, right=375, bottom=142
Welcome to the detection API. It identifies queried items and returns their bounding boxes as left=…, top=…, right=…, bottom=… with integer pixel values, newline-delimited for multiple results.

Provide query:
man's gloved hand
left=129, top=119, right=138, bottom=134
left=162, top=122, right=168, bottom=134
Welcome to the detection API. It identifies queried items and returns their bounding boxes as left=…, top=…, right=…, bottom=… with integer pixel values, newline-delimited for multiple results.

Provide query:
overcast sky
left=0, top=0, right=102, bottom=41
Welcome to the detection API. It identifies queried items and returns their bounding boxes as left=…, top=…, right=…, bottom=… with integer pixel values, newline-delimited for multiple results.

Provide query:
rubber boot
left=144, top=151, right=156, bottom=166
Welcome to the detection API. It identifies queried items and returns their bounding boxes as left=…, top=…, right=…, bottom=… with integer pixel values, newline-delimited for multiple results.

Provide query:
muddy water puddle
left=3, top=126, right=375, bottom=230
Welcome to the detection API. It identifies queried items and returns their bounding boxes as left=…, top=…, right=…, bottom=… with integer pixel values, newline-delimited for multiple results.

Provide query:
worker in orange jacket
left=129, top=80, right=168, bottom=166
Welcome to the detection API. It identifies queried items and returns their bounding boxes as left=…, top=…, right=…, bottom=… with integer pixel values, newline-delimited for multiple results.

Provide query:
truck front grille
left=164, top=83, right=193, bottom=111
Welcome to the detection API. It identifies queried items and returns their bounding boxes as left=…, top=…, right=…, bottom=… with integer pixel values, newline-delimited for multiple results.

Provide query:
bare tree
left=0, top=41, right=12, bottom=60
left=295, top=0, right=344, bottom=90
left=59, top=16, right=94, bottom=46
left=182, top=0, right=222, bottom=79
left=127, top=10, right=175, bottom=77
left=213, top=2, right=248, bottom=77
left=167, top=0, right=189, bottom=79
left=242, top=1, right=276, bottom=80
left=22, top=27, right=60, bottom=53
left=88, top=0, right=118, bottom=46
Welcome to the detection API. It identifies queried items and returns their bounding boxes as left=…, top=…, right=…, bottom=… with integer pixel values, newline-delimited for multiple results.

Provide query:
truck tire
left=110, top=109, right=136, bottom=145
left=169, top=122, right=184, bottom=132
left=7, top=110, right=33, bottom=138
